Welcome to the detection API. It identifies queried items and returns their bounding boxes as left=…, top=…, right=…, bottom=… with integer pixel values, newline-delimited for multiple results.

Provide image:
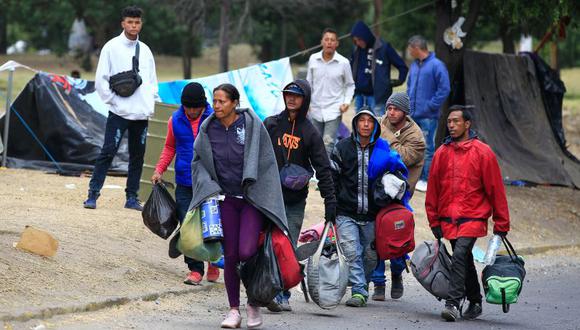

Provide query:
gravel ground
left=1, top=167, right=579, bottom=323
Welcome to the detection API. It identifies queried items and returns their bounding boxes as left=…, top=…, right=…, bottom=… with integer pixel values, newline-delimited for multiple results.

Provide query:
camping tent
left=0, top=72, right=129, bottom=173
left=463, top=51, right=580, bottom=188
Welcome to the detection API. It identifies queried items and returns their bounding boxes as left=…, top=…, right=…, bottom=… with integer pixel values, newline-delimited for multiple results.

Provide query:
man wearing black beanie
left=152, top=82, right=220, bottom=285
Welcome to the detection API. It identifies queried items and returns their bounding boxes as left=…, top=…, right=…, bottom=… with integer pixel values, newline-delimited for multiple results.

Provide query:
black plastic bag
left=239, top=229, right=283, bottom=306
left=142, top=182, right=178, bottom=239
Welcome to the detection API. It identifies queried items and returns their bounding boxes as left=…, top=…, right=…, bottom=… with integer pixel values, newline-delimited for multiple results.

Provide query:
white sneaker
left=416, top=180, right=428, bottom=192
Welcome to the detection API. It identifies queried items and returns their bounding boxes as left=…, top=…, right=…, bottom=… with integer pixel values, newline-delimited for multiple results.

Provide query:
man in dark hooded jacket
left=330, top=108, right=408, bottom=307
left=350, top=20, right=408, bottom=117
left=264, top=79, right=337, bottom=311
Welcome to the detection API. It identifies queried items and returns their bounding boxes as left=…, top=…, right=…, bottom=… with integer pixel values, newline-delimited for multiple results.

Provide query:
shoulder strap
left=132, top=42, right=140, bottom=73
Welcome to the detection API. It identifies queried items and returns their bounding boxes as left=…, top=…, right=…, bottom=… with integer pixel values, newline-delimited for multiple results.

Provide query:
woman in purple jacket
left=190, top=84, right=289, bottom=329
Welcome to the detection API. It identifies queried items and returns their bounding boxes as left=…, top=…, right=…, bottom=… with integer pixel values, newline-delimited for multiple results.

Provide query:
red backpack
left=375, top=203, right=415, bottom=260
left=259, top=227, right=304, bottom=290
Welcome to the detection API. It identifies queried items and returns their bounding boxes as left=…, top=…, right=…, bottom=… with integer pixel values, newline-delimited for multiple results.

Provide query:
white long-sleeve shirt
left=95, top=31, right=159, bottom=120
left=306, top=50, right=355, bottom=122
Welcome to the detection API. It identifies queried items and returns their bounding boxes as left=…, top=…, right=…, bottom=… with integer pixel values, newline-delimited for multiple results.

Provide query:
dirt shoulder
left=1, top=168, right=579, bottom=321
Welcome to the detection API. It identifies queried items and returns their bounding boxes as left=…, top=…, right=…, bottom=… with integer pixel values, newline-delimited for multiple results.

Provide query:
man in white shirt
left=84, top=5, right=159, bottom=211
left=307, top=28, right=355, bottom=155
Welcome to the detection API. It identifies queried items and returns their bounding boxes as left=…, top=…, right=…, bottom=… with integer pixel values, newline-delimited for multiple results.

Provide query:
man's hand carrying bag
left=109, top=42, right=142, bottom=97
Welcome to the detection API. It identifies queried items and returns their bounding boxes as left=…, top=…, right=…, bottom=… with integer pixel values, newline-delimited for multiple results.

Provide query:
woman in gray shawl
left=189, top=83, right=289, bottom=329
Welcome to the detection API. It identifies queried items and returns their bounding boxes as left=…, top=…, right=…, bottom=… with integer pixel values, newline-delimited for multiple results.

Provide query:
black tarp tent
left=463, top=51, right=580, bottom=188
left=0, top=72, right=128, bottom=173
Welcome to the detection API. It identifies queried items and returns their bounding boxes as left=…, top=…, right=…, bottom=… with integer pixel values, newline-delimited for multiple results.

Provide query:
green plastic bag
left=177, top=208, right=222, bottom=262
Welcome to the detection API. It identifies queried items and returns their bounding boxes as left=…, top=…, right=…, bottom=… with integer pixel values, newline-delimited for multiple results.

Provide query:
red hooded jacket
left=425, top=133, right=510, bottom=239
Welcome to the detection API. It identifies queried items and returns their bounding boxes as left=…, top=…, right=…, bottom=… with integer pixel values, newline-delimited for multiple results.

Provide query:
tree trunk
left=500, top=21, right=515, bottom=54
left=219, top=0, right=231, bottom=73
left=550, top=41, right=559, bottom=71
left=0, top=10, right=7, bottom=55
left=182, top=37, right=193, bottom=79
left=434, top=0, right=483, bottom=146
left=373, top=0, right=382, bottom=37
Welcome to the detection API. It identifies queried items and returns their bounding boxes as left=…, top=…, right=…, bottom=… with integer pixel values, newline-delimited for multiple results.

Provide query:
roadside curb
left=514, top=243, right=580, bottom=256
left=1, top=282, right=223, bottom=323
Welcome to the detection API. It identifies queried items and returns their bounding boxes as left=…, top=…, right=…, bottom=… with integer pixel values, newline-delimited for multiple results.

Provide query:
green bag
left=177, top=208, right=222, bottom=262
left=481, top=237, right=526, bottom=313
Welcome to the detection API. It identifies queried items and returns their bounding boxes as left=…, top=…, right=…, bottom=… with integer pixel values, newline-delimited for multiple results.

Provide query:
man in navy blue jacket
left=406, top=35, right=450, bottom=192
left=350, top=21, right=408, bottom=117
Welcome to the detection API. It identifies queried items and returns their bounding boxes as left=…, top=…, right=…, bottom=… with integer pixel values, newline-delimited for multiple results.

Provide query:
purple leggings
left=220, top=196, right=264, bottom=307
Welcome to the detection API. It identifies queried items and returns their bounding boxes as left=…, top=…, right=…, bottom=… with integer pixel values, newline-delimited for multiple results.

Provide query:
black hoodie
left=330, top=109, right=383, bottom=221
left=264, top=79, right=335, bottom=205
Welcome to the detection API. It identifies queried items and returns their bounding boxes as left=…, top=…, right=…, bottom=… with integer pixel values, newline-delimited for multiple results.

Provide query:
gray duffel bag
left=410, top=239, right=452, bottom=300
left=306, top=221, right=349, bottom=309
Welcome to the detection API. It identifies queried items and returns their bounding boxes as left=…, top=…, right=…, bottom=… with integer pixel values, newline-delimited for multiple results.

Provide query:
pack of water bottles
left=200, top=196, right=224, bottom=242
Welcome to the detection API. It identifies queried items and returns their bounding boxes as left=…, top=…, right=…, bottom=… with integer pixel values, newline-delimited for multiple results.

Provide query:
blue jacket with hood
left=350, top=21, right=408, bottom=106
left=172, top=103, right=213, bottom=186
left=407, top=52, right=450, bottom=119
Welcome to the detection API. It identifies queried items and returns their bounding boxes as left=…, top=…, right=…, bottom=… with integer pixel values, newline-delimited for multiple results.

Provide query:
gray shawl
left=189, top=108, right=289, bottom=233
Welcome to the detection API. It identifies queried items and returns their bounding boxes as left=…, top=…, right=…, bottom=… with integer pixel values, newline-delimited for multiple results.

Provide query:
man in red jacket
left=425, top=105, right=510, bottom=322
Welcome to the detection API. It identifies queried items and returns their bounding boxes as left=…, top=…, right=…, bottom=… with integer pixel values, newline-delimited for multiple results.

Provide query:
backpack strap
left=132, top=42, right=140, bottom=73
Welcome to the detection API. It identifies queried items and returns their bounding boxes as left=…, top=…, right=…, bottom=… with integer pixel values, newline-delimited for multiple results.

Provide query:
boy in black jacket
left=264, top=79, right=337, bottom=311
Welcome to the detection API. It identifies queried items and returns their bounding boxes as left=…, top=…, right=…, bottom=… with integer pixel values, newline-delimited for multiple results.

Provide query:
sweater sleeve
left=427, top=61, right=450, bottom=110
left=481, top=147, right=510, bottom=232
left=309, top=129, right=335, bottom=201
left=154, top=116, right=176, bottom=174
left=425, top=149, right=442, bottom=228
left=95, top=45, right=115, bottom=105
left=385, top=44, right=408, bottom=83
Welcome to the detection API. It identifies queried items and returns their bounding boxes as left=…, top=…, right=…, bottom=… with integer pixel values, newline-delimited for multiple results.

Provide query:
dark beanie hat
left=386, top=92, right=410, bottom=114
left=181, top=82, right=206, bottom=108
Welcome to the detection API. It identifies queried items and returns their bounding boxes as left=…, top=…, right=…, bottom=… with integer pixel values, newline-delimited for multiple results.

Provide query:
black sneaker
left=441, top=304, right=460, bottom=322
left=463, top=302, right=482, bottom=320
left=168, top=233, right=182, bottom=259
left=265, top=300, right=283, bottom=313
left=372, top=285, right=385, bottom=301
left=390, top=274, right=404, bottom=299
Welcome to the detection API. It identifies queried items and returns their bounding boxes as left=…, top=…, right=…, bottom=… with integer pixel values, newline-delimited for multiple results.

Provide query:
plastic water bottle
left=483, top=234, right=502, bottom=265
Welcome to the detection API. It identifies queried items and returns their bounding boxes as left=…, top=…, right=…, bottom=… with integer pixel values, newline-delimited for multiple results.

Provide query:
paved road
left=12, top=252, right=580, bottom=330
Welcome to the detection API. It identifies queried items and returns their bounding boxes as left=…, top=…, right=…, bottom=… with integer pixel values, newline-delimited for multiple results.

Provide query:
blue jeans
left=89, top=111, right=148, bottom=198
left=370, top=256, right=408, bottom=286
left=413, top=117, right=438, bottom=181
left=336, top=215, right=375, bottom=298
left=310, top=116, right=342, bottom=157
left=175, top=184, right=204, bottom=274
left=354, top=94, right=384, bottom=117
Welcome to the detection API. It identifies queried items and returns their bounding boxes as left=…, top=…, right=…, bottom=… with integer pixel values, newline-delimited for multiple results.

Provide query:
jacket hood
left=282, top=79, right=311, bottom=121
left=443, top=129, right=478, bottom=145
left=351, top=21, right=376, bottom=48
left=352, top=109, right=381, bottom=145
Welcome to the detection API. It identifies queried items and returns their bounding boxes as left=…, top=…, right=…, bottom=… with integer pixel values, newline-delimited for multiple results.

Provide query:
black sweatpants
left=447, top=237, right=482, bottom=307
